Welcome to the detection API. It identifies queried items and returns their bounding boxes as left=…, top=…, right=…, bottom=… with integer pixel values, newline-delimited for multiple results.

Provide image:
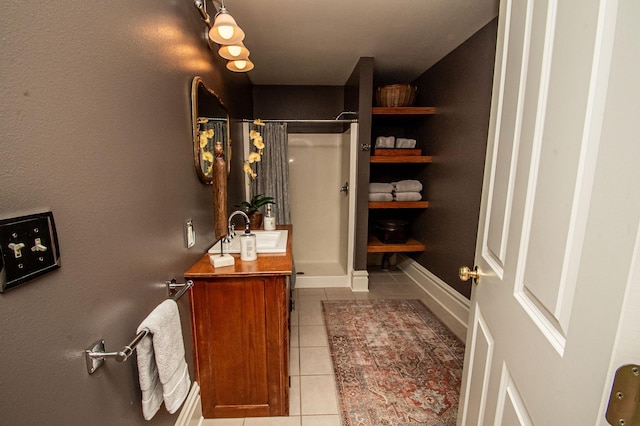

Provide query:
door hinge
left=606, top=364, right=640, bottom=426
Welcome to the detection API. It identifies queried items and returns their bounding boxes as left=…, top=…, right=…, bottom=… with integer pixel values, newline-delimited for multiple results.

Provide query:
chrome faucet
left=224, top=210, right=250, bottom=242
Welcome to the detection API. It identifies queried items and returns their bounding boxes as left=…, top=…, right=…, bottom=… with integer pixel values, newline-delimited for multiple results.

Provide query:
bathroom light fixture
left=209, top=6, right=244, bottom=45
left=226, top=59, right=255, bottom=72
left=218, top=42, right=250, bottom=61
left=194, top=0, right=254, bottom=72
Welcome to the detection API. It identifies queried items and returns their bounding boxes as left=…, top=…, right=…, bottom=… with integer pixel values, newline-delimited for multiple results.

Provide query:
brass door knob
left=459, top=266, right=480, bottom=284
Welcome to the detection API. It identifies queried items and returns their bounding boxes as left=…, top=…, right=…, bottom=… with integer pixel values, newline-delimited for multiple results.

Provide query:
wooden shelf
left=367, top=235, right=426, bottom=253
left=374, top=149, right=421, bottom=156
left=372, top=107, right=436, bottom=115
left=368, top=105, right=432, bottom=256
left=369, top=201, right=429, bottom=209
left=370, top=155, right=432, bottom=163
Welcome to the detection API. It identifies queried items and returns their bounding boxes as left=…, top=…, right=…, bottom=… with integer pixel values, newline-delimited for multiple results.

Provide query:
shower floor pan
left=294, top=261, right=350, bottom=288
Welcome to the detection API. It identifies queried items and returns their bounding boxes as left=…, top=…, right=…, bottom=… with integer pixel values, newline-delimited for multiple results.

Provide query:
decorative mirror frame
left=191, top=76, right=231, bottom=184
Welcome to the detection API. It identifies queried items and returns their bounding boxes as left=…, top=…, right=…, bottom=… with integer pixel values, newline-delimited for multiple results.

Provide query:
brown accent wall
left=253, top=85, right=345, bottom=133
left=345, top=58, right=374, bottom=271
left=411, top=19, right=498, bottom=298
left=0, top=1, right=251, bottom=424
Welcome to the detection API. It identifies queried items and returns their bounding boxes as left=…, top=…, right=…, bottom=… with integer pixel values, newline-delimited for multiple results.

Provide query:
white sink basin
left=208, top=230, right=288, bottom=254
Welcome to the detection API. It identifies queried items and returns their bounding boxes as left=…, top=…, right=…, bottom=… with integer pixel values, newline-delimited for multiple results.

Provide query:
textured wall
left=346, top=58, right=374, bottom=271
left=412, top=20, right=498, bottom=299
left=0, top=1, right=250, bottom=424
left=253, top=85, right=346, bottom=133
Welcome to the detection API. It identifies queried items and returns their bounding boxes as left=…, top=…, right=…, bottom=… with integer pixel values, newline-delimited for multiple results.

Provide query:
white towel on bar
left=136, top=299, right=191, bottom=420
left=369, top=182, right=394, bottom=193
left=393, top=179, right=423, bottom=193
left=369, top=192, right=394, bottom=202
left=394, top=192, right=422, bottom=202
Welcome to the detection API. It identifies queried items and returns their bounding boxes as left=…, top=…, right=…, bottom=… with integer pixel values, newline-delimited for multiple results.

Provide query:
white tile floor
left=202, top=267, right=432, bottom=426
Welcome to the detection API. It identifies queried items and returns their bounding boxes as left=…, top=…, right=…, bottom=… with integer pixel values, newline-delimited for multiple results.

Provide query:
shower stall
left=289, top=123, right=358, bottom=287
left=242, top=122, right=359, bottom=288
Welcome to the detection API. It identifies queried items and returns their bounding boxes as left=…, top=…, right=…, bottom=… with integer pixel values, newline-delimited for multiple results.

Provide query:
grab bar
left=84, top=279, right=193, bottom=374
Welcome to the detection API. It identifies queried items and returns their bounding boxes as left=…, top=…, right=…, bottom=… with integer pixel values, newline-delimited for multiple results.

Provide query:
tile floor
left=202, top=267, right=433, bottom=426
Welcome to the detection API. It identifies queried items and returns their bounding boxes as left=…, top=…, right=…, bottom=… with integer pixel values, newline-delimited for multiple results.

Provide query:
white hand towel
left=136, top=299, right=191, bottom=420
left=394, top=192, right=422, bottom=201
left=375, top=136, right=395, bottom=148
left=395, top=138, right=417, bottom=148
left=369, top=193, right=393, bottom=202
left=393, top=179, right=423, bottom=193
left=369, top=182, right=394, bottom=193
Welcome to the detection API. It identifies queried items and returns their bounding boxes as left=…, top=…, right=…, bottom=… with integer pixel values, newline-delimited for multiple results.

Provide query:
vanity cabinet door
left=190, top=275, right=289, bottom=418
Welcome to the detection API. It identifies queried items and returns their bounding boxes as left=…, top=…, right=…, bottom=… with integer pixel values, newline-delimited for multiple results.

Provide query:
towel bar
left=84, top=279, right=193, bottom=374
left=167, top=279, right=193, bottom=300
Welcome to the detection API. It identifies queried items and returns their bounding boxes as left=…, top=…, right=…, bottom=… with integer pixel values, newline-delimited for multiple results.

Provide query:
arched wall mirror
left=191, top=76, right=231, bottom=183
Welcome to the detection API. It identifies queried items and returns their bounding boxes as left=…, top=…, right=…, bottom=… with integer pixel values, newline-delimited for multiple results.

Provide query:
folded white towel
left=369, top=182, right=394, bottom=193
left=395, top=138, right=417, bottom=148
left=393, top=179, right=423, bottom=193
left=369, top=193, right=393, bottom=202
left=136, top=300, right=191, bottom=420
left=394, top=192, right=422, bottom=201
left=375, top=136, right=395, bottom=148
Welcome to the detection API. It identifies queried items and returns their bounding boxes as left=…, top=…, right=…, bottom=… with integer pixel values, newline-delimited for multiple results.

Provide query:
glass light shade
left=217, top=25, right=234, bottom=40
left=218, top=44, right=250, bottom=60
left=226, top=59, right=255, bottom=72
left=209, top=10, right=245, bottom=44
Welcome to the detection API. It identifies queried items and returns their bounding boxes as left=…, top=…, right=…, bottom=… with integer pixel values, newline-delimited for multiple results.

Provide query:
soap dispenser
left=264, top=204, right=276, bottom=231
left=240, top=224, right=257, bottom=261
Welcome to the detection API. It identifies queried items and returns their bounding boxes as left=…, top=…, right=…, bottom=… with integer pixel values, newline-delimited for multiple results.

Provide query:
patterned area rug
left=322, top=299, right=465, bottom=425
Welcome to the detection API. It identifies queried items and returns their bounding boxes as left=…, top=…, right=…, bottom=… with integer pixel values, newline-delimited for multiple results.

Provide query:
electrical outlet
left=0, top=212, right=61, bottom=292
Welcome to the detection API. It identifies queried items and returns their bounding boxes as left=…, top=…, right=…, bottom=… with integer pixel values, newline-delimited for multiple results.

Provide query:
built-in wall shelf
left=369, top=201, right=429, bottom=209
left=367, top=104, right=433, bottom=261
left=367, top=235, right=426, bottom=253
left=372, top=107, right=436, bottom=115
left=370, top=155, right=433, bottom=164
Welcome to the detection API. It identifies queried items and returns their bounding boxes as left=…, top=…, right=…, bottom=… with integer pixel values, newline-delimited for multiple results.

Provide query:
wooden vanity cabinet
left=185, top=226, right=292, bottom=419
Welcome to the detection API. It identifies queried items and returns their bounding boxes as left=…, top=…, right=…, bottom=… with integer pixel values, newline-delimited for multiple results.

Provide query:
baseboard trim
left=174, top=381, right=202, bottom=426
left=351, top=269, right=369, bottom=292
left=396, top=255, right=470, bottom=341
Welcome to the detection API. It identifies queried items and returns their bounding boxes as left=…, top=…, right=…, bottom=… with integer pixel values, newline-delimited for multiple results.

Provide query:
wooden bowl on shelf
left=376, top=84, right=417, bottom=107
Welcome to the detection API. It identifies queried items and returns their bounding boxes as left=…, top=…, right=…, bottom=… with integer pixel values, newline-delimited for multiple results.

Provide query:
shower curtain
left=200, top=120, right=227, bottom=177
left=250, top=122, right=291, bottom=224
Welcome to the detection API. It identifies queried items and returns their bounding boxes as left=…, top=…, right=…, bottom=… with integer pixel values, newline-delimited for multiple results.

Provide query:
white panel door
left=458, top=0, right=640, bottom=424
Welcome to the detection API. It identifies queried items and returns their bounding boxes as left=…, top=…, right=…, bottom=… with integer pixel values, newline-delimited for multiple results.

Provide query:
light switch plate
left=185, top=219, right=195, bottom=249
left=0, top=212, right=61, bottom=292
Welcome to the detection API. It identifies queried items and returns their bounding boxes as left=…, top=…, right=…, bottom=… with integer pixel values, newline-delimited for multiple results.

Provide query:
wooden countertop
left=185, top=224, right=293, bottom=278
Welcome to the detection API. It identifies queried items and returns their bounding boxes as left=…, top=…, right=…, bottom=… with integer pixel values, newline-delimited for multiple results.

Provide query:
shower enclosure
left=289, top=123, right=358, bottom=287
left=242, top=122, right=359, bottom=288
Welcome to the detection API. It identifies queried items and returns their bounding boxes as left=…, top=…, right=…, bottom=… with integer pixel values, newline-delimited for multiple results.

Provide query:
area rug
left=322, top=299, right=465, bottom=425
